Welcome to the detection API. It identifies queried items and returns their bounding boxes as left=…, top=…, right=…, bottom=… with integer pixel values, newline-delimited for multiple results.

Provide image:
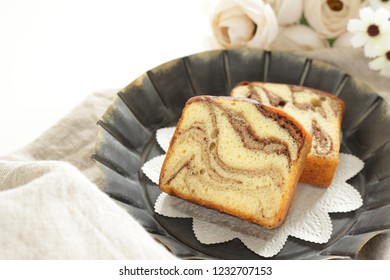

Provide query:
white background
left=0, top=0, right=214, bottom=156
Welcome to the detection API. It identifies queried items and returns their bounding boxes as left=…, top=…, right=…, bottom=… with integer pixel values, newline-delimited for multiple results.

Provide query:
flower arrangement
left=210, top=0, right=390, bottom=77
left=348, top=6, right=390, bottom=76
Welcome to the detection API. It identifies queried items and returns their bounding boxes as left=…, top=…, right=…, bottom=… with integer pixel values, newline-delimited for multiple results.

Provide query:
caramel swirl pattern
left=164, top=99, right=292, bottom=192
left=311, top=120, right=333, bottom=155
left=160, top=95, right=312, bottom=226
left=241, top=84, right=338, bottom=156
left=249, top=85, right=286, bottom=108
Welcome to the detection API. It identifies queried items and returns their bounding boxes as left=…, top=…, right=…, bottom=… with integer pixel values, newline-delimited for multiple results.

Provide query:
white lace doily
left=143, top=127, right=364, bottom=257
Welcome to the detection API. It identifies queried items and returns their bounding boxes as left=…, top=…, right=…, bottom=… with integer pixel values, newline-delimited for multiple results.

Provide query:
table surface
left=0, top=0, right=213, bottom=156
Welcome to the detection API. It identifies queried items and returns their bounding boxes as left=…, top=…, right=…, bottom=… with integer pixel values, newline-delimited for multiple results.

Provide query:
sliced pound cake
left=231, top=82, right=344, bottom=187
left=159, top=96, right=312, bottom=228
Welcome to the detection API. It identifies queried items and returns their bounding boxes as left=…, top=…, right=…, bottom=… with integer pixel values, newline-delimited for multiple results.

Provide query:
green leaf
left=328, top=38, right=336, bottom=47
left=299, top=16, right=309, bottom=26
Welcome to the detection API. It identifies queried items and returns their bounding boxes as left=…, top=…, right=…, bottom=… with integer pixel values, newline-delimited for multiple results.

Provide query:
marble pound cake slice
left=159, top=96, right=312, bottom=228
left=231, top=82, right=345, bottom=187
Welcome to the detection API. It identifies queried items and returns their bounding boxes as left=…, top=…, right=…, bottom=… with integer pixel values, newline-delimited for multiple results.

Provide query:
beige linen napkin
left=0, top=49, right=389, bottom=259
left=0, top=89, right=176, bottom=260
left=0, top=160, right=176, bottom=259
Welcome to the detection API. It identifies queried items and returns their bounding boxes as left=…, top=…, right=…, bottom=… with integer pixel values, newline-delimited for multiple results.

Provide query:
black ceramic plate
left=93, top=48, right=390, bottom=259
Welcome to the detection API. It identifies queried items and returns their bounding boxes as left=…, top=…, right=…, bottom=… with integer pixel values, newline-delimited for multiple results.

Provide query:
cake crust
left=159, top=95, right=312, bottom=228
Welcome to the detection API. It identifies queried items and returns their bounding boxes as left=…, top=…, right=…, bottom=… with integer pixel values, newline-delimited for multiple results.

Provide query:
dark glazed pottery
left=93, top=48, right=390, bottom=259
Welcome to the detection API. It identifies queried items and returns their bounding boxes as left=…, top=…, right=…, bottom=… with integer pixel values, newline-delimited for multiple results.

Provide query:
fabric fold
left=0, top=159, right=176, bottom=260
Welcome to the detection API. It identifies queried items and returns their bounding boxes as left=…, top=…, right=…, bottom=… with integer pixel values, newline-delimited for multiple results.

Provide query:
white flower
left=271, top=25, right=329, bottom=52
left=264, top=0, right=303, bottom=25
left=367, top=0, right=390, bottom=12
left=304, top=0, right=362, bottom=39
left=348, top=7, right=390, bottom=57
left=211, top=0, right=278, bottom=49
left=369, top=49, right=390, bottom=76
